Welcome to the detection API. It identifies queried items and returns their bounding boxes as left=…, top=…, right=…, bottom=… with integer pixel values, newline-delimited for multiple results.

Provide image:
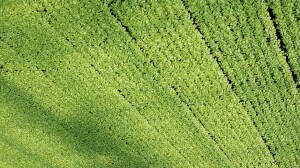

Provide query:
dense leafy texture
left=0, top=0, right=299, bottom=167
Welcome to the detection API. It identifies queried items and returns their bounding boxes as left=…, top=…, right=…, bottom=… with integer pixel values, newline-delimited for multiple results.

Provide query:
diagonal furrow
left=1, top=13, right=154, bottom=165
left=170, top=85, right=231, bottom=162
left=115, top=88, right=194, bottom=167
left=180, top=0, right=278, bottom=166
left=91, top=62, right=190, bottom=167
left=108, top=2, right=232, bottom=165
left=266, top=5, right=299, bottom=90
left=179, top=0, right=234, bottom=90
left=107, top=7, right=195, bottom=167
left=109, top=9, right=136, bottom=41
left=246, top=100, right=278, bottom=165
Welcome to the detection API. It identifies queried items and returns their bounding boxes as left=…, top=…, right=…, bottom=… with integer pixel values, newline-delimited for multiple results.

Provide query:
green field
left=0, top=0, right=299, bottom=167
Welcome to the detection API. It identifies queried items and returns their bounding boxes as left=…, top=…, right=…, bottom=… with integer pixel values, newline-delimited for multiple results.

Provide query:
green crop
left=0, top=0, right=299, bottom=167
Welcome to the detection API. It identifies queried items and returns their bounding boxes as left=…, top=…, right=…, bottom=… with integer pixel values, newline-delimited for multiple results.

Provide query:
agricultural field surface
left=0, top=0, right=299, bottom=167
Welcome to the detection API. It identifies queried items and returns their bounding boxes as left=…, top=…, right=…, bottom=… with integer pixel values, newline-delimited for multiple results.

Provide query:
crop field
left=0, top=0, right=299, bottom=167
